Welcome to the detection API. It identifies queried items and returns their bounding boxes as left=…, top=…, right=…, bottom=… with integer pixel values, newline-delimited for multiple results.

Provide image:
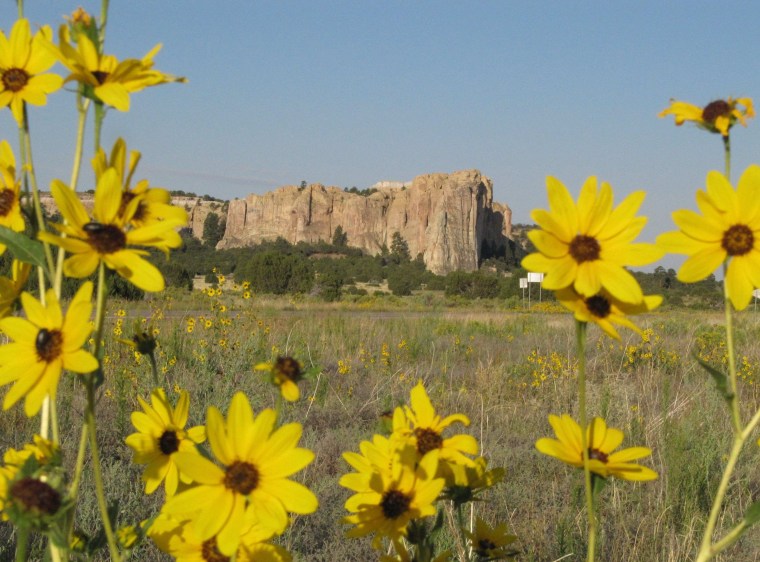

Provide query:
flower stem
left=722, top=263, right=742, bottom=435
left=576, top=320, right=596, bottom=562
left=723, top=135, right=731, bottom=181
left=85, top=263, right=121, bottom=561
left=14, top=527, right=28, bottom=562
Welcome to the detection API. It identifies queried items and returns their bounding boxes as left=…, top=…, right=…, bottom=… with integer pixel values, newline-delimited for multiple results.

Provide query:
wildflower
left=0, top=19, right=62, bottom=125
left=164, top=392, right=317, bottom=556
left=0, top=282, right=97, bottom=416
left=0, top=259, right=31, bottom=318
left=254, top=356, right=304, bottom=402
left=659, top=97, right=754, bottom=137
left=393, top=381, right=478, bottom=474
left=149, top=511, right=292, bottom=562
left=125, top=388, right=206, bottom=496
left=343, top=445, right=444, bottom=548
left=93, top=138, right=186, bottom=251
left=116, top=524, right=139, bottom=549
left=442, top=456, right=504, bottom=506
left=556, top=286, right=662, bottom=340
left=38, top=168, right=185, bottom=292
left=0, top=141, right=25, bottom=254
left=522, top=176, right=662, bottom=304
left=658, top=165, right=760, bottom=310
left=536, top=414, right=658, bottom=481
left=46, top=25, right=184, bottom=111
left=465, top=517, right=518, bottom=560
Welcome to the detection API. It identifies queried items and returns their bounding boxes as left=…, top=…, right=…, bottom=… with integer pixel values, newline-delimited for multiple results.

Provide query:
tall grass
left=2, top=290, right=759, bottom=560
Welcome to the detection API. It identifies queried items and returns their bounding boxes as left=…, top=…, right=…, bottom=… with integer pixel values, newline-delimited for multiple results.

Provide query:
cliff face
left=219, top=169, right=512, bottom=275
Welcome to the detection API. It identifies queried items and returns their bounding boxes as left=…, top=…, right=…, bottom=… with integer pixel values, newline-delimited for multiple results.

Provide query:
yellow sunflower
left=163, top=392, right=317, bottom=556
left=392, top=381, right=478, bottom=475
left=38, top=168, right=185, bottom=292
left=93, top=138, right=187, bottom=251
left=0, top=282, right=97, bottom=416
left=0, top=19, right=62, bottom=125
left=0, top=259, right=31, bottom=319
left=522, top=176, right=662, bottom=304
left=659, top=97, right=754, bottom=137
left=522, top=176, right=663, bottom=303
left=0, top=140, right=26, bottom=254
left=465, top=517, right=518, bottom=560
left=254, top=356, right=304, bottom=402
left=536, top=414, right=658, bottom=481
left=343, top=445, right=444, bottom=549
left=125, top=388, right=206, bottom=497
left=555, top=286, right=662, bottom=340
left=47, top=25, right=184, bottom=111
left=149, top=510, right=292, bottom=562
left=658, top=165, right=760, bottom=310
left=442, top=456, right=504, bottom=506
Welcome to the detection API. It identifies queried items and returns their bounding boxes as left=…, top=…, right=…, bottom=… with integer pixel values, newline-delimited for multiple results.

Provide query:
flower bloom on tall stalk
left=392, top=381, right=478, bottom=480
left=0, top=141, right=26, bottom=255
left=522, top=176, right=663, bottom=304
left=163, top=392, right=317, bottom=556
left=0, top=282, right=97, bottom=416
left=38, top=168, right=186, bottom=292
left=342, top=444, right=444, bottom=548
left=556, top=286, right=662, bottom=340
left=93, top=138, right=187, bottom=252
left=0, top=19, right=62, bottom=125
left=149, top=510, right=292, bottom=561
left=46, top=25, right=185, bottom=111
left=254, top=356, right=304, bottom=402
left=658, top=165, right=760, bottom=310
left=536, top=414, right=658, bottom=481
left=0, top=436, right=58, bottom=513
left=465, top=517, right=518, bottom=560
left=0, top=260, right=31, bottom=319
left=659, top=97, right=755, bottom=137
left=125, top=388, right=206, bottom=497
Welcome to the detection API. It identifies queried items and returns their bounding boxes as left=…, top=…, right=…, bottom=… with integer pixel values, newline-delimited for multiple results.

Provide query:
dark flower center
left=585, top=295, right=611, bottom=319
left=91, top=70, right=109, bottom=84
left=201, top=537, right=230, bottom=562
left=36, top=328, right=64, bottom=363
left=588, top=448, right=609, bottom=463
left=0, top=188, right=16, bottom=217
left=158, top=430, right=179, bottom=455
left=569, top=235, right=601, bottom=263
left=722, top=224, right=754, bottom=256
left=1, top=68, right=29, bottom=92
left=10, top=477, right=61, bottom=515
left=274, top=356, right=302, bottom=382
left=702, top=100, right=731, bottom=123
left=414, top=427, right=443, bottom=455
left=223, top=461, right=259, bottom=495
left=83, top=222, right=127, bottom=254
left=477, top=538, right=497, bottom=554
left=380, top=489, right=412, bottom=519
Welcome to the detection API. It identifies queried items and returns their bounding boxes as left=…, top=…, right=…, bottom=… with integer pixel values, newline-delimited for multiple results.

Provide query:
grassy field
left=2, top=288, right=760, bottom=561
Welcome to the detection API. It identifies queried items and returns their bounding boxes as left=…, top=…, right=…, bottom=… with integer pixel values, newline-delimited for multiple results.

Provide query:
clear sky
left=4, top=2, right=760, bottom=254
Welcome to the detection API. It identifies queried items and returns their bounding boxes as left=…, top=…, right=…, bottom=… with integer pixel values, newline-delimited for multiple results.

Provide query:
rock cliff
left=218, top=169, right=512, bottom=275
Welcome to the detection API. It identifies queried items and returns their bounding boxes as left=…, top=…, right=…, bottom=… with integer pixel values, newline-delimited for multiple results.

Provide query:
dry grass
left=2, top=290, right=760, bottom=560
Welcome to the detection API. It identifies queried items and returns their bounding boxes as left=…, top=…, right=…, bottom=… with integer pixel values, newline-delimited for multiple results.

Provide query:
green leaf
left=0, top=225, right=46, bottom=269
left=694, top=356, right=734, bottom=402
left=744, top=500, right=760, bottom=526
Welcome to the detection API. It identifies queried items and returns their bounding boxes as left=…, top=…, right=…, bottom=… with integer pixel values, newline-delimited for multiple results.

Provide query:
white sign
left=527, top=272, right=544, bottom=283
left=519, top=278, right=528, bottom=289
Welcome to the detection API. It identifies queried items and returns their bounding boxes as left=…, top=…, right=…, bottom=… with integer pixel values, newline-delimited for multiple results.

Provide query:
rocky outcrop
left=219, top=169, right=512, bottom=275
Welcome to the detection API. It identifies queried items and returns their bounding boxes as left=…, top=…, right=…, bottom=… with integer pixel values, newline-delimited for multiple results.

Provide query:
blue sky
left=3, top=2, right=760, bottom=252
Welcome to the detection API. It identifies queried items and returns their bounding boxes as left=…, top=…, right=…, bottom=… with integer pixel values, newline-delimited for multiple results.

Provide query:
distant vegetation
left=150, top=229, right=727, bottom=309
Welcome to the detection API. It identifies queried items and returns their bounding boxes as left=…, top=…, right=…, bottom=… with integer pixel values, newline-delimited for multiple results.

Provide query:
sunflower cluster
left=522, top=176, right=663, bottom=339
left=127, top=390, right=316, bottom=561
left=341, top=381, right=516, bottom=561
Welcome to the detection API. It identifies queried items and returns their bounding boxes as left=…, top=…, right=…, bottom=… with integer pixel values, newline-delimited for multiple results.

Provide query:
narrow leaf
left=694, top=356, right=734, bottom=402
left=0, top=226, right=46, bottom=269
